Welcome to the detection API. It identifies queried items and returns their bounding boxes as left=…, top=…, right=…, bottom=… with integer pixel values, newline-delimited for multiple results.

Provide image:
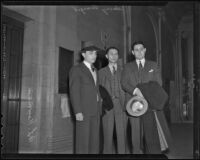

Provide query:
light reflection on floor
left=166, top=123, right=193, bottom=159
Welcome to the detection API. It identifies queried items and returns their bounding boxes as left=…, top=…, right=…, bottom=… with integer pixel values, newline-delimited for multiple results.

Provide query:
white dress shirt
left=133, top=58, right=145, bottom=96
left=83, top=61, right=97, bottom=84
left=136, top=58, right=145, bottom=68
left=108, top=63, right=117, bottom=74
left=83, top=61, right=99, bottom=101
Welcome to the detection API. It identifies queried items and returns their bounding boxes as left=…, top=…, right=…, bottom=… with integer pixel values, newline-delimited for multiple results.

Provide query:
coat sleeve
left=98, top=69, right=105, bottom=100
left=98, top=69, right=104, bottom=85
left=137, top=81, right=168, bottom=110
left=69, top=66, right=82, bottom=114
left=153, top=63, right=162, bottom=86
left=121, top=65, right=136, bottom=95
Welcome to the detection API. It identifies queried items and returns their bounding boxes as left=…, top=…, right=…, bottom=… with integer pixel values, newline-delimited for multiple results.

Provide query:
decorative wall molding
left=71, top=6, right=123, bottom=16
left=122, top=6, right=131, bottom=64
left=145, top=8, right=159, bottom=65
left=3, top=7, right=32, bottom=23
left=146, top=7, right=166, bottom=77
left=101, top=30, right=111, bottom=50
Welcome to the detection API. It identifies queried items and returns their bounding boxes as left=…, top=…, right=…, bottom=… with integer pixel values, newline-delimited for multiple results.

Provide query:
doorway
left=1, top=15, right=24, bottom=153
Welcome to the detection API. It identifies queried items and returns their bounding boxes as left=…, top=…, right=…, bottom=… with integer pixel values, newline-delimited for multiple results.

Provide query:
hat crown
left=126, top=96, right=148, bottom=117
left=131, top=100, right=144, bottom=112
left=82, top=41, right=95, bottom=49
left=81, top=41, right=101, bottom=53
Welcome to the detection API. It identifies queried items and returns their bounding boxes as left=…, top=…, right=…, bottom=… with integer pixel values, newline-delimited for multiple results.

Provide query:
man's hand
left=133, top=88, right=144, bottom=98
left=75, top=113, right=84, bottom=121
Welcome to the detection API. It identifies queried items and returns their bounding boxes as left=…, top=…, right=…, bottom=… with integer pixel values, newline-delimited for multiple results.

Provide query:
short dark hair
left=106, top=46, right=119, bottom=55
left=131, top=41, right=145, bottom=51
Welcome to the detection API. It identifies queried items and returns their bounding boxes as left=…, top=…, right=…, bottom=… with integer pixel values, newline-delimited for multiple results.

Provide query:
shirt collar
left=136, top=58, right=145, bottom=67
left=108, top=63, right=117, bottom=71
left=83, top=60, right=92, bottom=70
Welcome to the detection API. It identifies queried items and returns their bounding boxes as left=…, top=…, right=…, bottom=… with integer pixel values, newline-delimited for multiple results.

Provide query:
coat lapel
left=80, top=62, right=95, bottom=85
left=105, top=66, right=112, bottom=80
left=116, top=66, right=121, bottom=80
left=143, top=60, right=151, bottom=73
left=105, top=65, right=121, bottom=84
left=130, top=61, right=140, bottom=83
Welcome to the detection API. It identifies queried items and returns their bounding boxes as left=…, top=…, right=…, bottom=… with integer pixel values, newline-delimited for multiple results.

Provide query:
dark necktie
left=91, top=64, right=95, bottom=72
left=138, top=61, right=144, bottom=149
left=113, top=66, right=116, bottom=74
left=138, top=61, right=143, bottom=83
left=138, top=61, right=143, bottom=71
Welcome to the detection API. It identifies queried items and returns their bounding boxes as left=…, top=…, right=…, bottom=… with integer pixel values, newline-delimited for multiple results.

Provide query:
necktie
left=138, top=61, right=143, bottom=71
left=90, top=64, right=98, bottom=101
left=113, top=66, right=116, bottom=74
left=91, top=64, right=95, bottom=72
left=138, top=61, right=143, bottom=83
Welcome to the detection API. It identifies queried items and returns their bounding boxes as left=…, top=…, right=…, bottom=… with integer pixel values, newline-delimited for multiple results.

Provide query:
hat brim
left=126, top=96, right=148, bottom=117
left=80, top=45, right=101, bottom=53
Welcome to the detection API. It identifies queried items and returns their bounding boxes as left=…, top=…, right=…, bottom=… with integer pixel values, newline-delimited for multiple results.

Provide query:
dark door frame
left=1, top=7, right=32, bottom=154
left=2, top=14, right=24, bottom=154
left=193, top=2, right=200, bottom=159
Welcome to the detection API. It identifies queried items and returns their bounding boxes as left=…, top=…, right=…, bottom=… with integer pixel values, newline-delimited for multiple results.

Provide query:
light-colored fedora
left=126, top=95, right=148, bottom=117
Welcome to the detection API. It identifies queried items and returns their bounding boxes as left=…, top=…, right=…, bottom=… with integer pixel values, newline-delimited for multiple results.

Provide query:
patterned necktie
left=113, top=66, right=116, bottom=74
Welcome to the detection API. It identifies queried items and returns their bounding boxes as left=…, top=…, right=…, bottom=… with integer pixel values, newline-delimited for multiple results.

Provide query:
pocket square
left=149, top=69, right=154, bottom=72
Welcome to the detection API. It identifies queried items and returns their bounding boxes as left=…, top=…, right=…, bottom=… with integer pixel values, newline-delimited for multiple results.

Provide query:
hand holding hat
left=133, top=88, right=144, bottom=98
left=126, top=95, right=148, bottom=117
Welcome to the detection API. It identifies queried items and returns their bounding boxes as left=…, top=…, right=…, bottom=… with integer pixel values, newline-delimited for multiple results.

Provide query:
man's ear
left=131, top=50, right=135, bottom=55
left=81, top=52, right=85, bottom=58
left=144, top=48, right=146, bottom=53
left=105, top=54, right=108, bottom=59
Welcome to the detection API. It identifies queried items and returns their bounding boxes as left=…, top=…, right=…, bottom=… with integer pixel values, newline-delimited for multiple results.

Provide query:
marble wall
left=4, top=5, right=124, bottom=153
left=5, top=6, right=57, bottom=153
left=76, top=5, right=124, bottom=58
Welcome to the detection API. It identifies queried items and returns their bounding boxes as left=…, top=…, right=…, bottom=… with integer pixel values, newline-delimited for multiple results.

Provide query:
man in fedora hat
left=98, top=47, right=128, bottom=154
left=69, top=42, right=102, bottom=154
left=121, top=41, right=162, bottom=154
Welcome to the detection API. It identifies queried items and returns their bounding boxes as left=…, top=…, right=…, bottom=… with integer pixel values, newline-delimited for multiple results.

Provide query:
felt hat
left=80, top=41, right=101, bottom=53
left=99, top=85, right=113, bottom=114
left=126, top=95, right=148, bottom=117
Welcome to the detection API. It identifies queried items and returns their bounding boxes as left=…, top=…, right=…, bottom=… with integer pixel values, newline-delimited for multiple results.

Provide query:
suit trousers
left=75, top=115, right=100, bottom=154
left=102, top=99, right=128, bottom=154
left=129, top=117, right=143, bottom=154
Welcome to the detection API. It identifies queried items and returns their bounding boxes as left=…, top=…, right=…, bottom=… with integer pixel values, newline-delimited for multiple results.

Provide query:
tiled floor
left=166, top=123, right=193, bottom=159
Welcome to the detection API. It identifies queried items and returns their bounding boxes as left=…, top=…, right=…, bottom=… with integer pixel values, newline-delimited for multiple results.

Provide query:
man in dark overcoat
left=69, top=44, right=102, bottom=154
